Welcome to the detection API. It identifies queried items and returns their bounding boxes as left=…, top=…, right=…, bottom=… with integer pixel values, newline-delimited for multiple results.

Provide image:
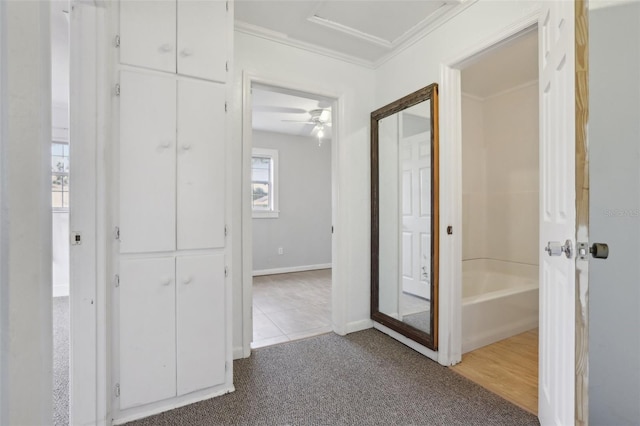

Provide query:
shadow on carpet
left=127, top=329, right=539, bottom=425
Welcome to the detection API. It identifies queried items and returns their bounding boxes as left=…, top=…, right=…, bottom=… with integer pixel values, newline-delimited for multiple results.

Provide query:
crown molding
left=234, top=20, right=376, bottom=69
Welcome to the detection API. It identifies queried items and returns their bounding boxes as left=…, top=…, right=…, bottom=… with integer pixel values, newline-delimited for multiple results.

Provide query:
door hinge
left=115, top=383, right=120, bottom=398
left=224, top=225, right=229, bottom=237
left=114, top=274, right=120, bottom=288
left=225, top=361, right=229, bottom=371
left=114, top=226, right=120, bottom=241
left=225, top=101, right=228, bottom=112
left=224, top=266, right=228, bottom=277
left=226, top=1, right=229, bottom=12
left=115, top=35, right=120, bottom=48
left=226, top=61, right=229, bottom=72
left=115, top=84, right=120, bottom=96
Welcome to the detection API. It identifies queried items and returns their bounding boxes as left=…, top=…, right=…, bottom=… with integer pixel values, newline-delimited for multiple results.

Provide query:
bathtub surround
left=461, top=83, right=539, bottom=266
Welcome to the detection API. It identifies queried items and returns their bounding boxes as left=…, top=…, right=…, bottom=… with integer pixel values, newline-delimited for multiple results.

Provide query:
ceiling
left=235, top=0, right=471, bottom=67
left=461, top=29, right=538, bottom=99
left=252, top=85, right=333, bottom=139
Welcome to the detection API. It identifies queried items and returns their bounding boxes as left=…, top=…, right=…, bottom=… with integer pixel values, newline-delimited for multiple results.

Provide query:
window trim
left=51, top=140, right=70, bottom=212
left=251, top=148, right=279, bottom=219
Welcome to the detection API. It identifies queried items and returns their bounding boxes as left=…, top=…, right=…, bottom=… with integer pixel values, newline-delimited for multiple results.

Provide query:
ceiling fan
left=281, top=108, right=332, bottom=141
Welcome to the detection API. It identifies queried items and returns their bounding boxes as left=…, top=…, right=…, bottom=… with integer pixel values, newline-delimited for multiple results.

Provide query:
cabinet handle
left=182, top=276, right=193, bottom=285
left=181, top=144, right=191, bottom=151
left=159, top=43, right=173, bottom=53
left=180, top=48, right=193, bottom=57
left=161, top=277, right=172, bottom=286
left=158, top=141, right=172, bottom=150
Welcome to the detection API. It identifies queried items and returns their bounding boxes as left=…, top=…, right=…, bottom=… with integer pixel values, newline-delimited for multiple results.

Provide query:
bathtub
left=462, top=259, right=539, bottom=353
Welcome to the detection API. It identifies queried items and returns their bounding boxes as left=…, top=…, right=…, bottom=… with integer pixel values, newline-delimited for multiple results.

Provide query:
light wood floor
left=450, top=329, right=538, bottom=415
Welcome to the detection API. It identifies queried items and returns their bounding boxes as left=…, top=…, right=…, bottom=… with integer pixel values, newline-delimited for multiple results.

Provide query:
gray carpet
left=53, top=296, right=69, bottom=426
left=127, top=329, right=539, bottom=426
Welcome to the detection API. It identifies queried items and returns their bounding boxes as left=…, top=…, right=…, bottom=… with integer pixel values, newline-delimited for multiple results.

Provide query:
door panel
left=120, top=0, right=176, bottom=72
left=538, top=2, right=576, bottom=424
left=176, top=254, right=226, bottom=395
left=177, top=0, right=227, bottom=82
left=177, top=80, right=226, bottom=250
left=119, top=257, right=176, bottom=409
left=120, top=71, right=176, bottom=253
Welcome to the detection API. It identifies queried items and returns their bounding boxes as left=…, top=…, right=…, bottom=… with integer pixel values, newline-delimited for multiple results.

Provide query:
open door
left=538, top=2, right=576, bottom=424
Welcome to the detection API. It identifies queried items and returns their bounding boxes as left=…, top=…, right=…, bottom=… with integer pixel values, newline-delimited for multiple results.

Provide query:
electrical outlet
left=278, top=247, right=284, bottom=255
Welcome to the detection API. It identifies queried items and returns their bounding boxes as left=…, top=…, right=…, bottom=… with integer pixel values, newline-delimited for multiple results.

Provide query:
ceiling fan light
left=317, top=129, right=325, bottom=138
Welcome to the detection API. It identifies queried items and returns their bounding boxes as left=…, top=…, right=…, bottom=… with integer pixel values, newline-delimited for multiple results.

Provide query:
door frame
left=241, top=72, right=344, bottom=356
left=439, top=10, right=541, bottom=368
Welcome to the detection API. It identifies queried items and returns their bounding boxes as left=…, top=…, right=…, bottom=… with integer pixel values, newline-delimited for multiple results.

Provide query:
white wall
left=0, top=1, right=53, bottom=424
left=252, top=130, right=332, bottom=273
left=589, top=3, right=640, bottom=423
left=461, top=84, right=539, bottom=266
left=233, top=30, right=375, bottom=353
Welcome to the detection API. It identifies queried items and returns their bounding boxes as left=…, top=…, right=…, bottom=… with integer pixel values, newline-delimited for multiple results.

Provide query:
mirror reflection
left=371, top=84, right=438, bottom=349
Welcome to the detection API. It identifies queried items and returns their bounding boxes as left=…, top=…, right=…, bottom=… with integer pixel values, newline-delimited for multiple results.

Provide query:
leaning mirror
left=371, top=84, right=439, bottom=350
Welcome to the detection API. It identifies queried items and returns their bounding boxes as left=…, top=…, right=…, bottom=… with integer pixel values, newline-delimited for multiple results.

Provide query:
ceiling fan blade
left=281, top=119, right=315, bottom=124
left=254, top=105, right=307, bottom=114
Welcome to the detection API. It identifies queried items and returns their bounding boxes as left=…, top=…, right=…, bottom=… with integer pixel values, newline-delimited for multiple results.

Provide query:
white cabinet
left=119, top=71, right=176, bottom=253
left=176, top=254, right=226, bottom=395
left=119, top=257, right=176, bottom=410
left=119, top=71, right=225, bottom=253
left=177, top=80, right=226, bottom=250
left=177, top=0, right=228, bottom=82
left=120, top=0, right=177, bottom=73
left=120, top=0, right=228, bottom=82
left=119, top=255, right=225, bottom=408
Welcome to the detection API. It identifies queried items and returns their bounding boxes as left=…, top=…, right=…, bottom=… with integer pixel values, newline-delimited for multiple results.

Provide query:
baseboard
left=113, top=385, right=235, bottom=425
left=346, top=319, right=374, bottom=334
left=253, top=263, right=331, bottom=276
left=233, top=346, right=246, bottom=360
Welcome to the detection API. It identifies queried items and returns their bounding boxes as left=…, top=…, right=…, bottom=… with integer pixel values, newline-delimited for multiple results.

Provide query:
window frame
left=51, top=140, right=70, bottom=212
left=251, top=147, right=279, bottom=219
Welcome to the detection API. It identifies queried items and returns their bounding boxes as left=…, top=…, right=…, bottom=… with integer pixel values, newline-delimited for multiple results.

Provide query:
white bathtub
left=462, top=259, right=538, bottom=353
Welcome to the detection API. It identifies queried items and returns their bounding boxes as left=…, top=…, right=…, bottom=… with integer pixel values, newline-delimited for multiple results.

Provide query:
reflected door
left=400, top=131, right=431, bottom=303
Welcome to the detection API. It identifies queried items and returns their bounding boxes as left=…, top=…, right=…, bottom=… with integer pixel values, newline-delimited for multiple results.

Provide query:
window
left=251, top=148, right=278, bottom=218
left=51, top=141, right=69, bottom=211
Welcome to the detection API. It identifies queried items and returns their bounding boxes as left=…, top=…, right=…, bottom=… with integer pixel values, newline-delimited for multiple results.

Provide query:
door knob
left=545, top=239, right=573, bottom=258
left=159, top=43, right=173, bottom=53
left=180, top=48, right=193, bottom=57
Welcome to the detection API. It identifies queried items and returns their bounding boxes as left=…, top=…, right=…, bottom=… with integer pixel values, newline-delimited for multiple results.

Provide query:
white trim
left=346, top=319, right=374, bottom=334
left=253, top=263, right=331, bottom=277
left=251, top=147, right=279, bottom=218
left=306, top=15, right=393, bottom=49
left=234, top=21, right=374, bottom=69
left=111, top=385, right=235, bottom=425
left=373, top=322, right=440, bottom=363
left=461, top=92, right=485, bottom=102
left=241, top=72, right=345, bottom=356
left=439, top=8, right=541, bottom=371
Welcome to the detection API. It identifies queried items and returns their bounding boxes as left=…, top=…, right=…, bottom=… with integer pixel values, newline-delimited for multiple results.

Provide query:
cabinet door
left=177, top=0, right=227, bottom=82
left=119, top=257, right=176, bottom=409
left=177, top=80, right=226, bottom=250
left=120, top=71, right=176, bottom=253
left=120, top=0, right=176, bottom=73
left=176, top=254, right=226, bottom=395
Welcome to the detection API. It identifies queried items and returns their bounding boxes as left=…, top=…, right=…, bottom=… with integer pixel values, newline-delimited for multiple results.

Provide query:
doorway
left=248, top=84, right=335, bottom=349
left=450, top=29, right=540, bottom=414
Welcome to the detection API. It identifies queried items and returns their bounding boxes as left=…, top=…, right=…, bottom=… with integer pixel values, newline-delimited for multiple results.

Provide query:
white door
left=177, top=80, right=226, bottom=250
left=120, top=71, right=176, bottom=253
left=177, top=0, right=228, bottom=82
left=120, top=0, right=176, bottom=73
left=401, top=132, right=431, bottom=300
left=119, top=257, right=176, bottom=409
left=176, top=254, right=226, bottom=395
left=538, top=2, right=576, bottom=424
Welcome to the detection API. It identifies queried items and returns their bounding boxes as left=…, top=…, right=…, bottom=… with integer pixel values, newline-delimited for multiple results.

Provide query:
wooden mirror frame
left=370, top=83, right=439, bottom=350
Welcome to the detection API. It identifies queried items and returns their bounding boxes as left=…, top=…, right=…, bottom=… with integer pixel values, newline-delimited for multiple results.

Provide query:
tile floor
left=252, top=269, right=332, bottom=349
